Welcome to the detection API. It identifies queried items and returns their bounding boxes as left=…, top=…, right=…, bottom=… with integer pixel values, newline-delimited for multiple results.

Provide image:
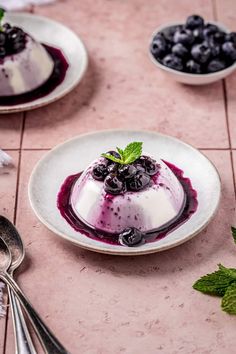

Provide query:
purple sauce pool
left=57, top=161, right=198, bottom=246
left=0, top=44, right=69, bottom=106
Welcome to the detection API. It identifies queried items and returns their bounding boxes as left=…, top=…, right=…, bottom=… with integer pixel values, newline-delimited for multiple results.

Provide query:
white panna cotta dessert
left=0, top=10, right=54, bottom=97
left=66, top=142, right=187, bottom=247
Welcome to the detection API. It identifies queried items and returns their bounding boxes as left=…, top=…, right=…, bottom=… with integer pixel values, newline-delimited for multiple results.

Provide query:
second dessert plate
left=28, top=130, right=221, bottom=256
left=0, top=12, right=88, bottom=114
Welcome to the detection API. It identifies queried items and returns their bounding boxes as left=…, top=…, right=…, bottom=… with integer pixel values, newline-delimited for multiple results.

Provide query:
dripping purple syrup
left=0, top=44, right=69, bottom=106
left=57, top=160, right=198, bottom=246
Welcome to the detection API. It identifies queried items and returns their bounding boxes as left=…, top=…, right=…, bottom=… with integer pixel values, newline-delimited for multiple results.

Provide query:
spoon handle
left=8, top=286, right=37, bottom=354
left=1, top=272, right=70, bottom=354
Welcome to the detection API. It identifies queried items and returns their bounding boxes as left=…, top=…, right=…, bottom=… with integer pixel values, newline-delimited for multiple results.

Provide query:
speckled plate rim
left=28, top=129, right=221, bottom=256
left=0, top=12, right=88, bottom=114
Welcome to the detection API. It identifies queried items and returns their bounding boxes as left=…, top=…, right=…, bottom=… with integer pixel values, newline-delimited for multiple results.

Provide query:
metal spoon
left=0, top=215, right=37, bottom=354
left=0, top=217, right=70, bottom=354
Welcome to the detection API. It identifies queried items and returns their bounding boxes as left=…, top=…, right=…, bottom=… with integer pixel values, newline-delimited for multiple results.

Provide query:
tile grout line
left=2, top=112, right=26, bottom=354
left=212, top=0, right=236, bottom=199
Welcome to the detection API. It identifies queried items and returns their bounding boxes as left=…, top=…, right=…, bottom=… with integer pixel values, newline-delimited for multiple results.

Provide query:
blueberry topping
left=186, top=15, right=204, bottom=30
left=119, top=227, right=144, bottom=247
left=0, top=47, right=6, bottom=58
left=107, top=163, right=118, bottom=174
left=118, top=164, right=137, bottom=180
left=92, top=163, right=108, bottom=181
left=171, top=43, right=188, bottom=58
left=134, top=164, right=146, bottom=173
left=105, top=150, right=120, bottom=160
left=173, top=28, right=194, bottom=46
left=127, top=171, right=150, bottom=191
left=207, top=59, right=226, bottom=73
left=137, top=156, right=159, bottom=176
left=222, top=41, right=236, bottom=61
left=186, top=59, right=201, bottom=73
left=162, top=54, right=183, bottom=71
left=104, top=175, right=124, bottom=195
left=191, top=43, right=211, bottom=63
left=0, top=33, right=6, bottom=46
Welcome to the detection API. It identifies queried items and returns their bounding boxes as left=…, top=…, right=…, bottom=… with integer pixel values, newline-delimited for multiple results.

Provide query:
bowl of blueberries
left=149, top=14, right=236, bottom=85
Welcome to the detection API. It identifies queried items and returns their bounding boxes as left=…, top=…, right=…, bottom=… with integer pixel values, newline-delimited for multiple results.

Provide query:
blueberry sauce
left=0, top=44, right=69, bottom=106
left=57, top=161, right=198, bottom=246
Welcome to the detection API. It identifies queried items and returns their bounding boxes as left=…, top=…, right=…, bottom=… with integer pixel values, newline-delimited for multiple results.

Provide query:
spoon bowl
left=0, top=216, right=24, bottom=272
left=0, top=238, right=11, bottom=273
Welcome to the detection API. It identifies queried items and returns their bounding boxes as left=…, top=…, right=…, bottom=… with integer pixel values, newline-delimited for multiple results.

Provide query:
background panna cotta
left=0, top=34, right=54, bottom=96
left=70, top=158, right=186, bottom=234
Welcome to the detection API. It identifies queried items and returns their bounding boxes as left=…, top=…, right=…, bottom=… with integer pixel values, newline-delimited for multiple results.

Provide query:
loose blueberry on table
left=150, top=14, right=236, bottom=74
left=57, top=142, right=198, bottom=248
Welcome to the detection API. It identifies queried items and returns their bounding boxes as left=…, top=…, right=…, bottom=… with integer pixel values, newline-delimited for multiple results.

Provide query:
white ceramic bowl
left=149, top=21, right=236, bottom=85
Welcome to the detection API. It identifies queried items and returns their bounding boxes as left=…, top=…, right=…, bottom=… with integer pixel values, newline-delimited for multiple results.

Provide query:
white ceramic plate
left=28, top=130, right=221, bottom=256
left=149, top=21, right=236, bottom=85
left=0, top=12, right=88, bottom=113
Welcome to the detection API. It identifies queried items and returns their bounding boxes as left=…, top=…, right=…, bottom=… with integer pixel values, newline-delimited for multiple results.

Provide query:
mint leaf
left=193, top=264, right=236, bottom=296
left=218, top=264, right=236, bottom=280
left=222, top=282, right=236, bottom=314
left=102, top=141, right=143, bottom=165
left=123, top=142, right=143, bottom=164
left=231, top=226, right=236, bottom=244
left=0, top=8, right=5, bottom=30
left=101, top=153, right=123, bottom=164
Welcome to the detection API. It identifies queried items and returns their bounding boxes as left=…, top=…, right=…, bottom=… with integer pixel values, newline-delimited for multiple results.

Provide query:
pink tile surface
left=2, top=0, right=236, bottom=353
left=0, top=151, right=19, bottom=353
left=22, top=0, right=229, bottom=149
left=4, top=149, right=236, bottom=354
left=215, top=0, right=236, bottom=148
left=0, top=115, right=23, bottom=149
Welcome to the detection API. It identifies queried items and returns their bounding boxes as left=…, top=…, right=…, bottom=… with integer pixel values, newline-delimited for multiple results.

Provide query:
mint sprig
left=231, top=226, right=236, bottom=244
left=193, top=258, right=236, bottom=314
left=222, top=282, right=236, bottom=314
left=0, top=8, right=5, bottom=31
left=102, top=142, right=143, bottom=165
left=193, top=264, right=236, bottom=297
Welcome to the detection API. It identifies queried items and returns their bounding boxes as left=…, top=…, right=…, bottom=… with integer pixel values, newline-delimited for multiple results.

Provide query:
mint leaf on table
left=222, top=282, right=236, bottom=314
left=231, top=226, right=236, bottom=244
left=102, top=142, right=143, bottom=165
left=193, top=264, right=236, bottom=296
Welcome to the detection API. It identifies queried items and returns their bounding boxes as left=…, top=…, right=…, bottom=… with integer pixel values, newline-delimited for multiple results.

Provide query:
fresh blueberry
left=225, top=32, right=236, bottom=45
left=186, top=15, right=204, bottom=30
left=0, top=47, right=6, bottom=58
left=127, top=171, right=150, bottom=191
left=203, top=23, right=219, bottom=38
left=150, top=38, right=167, bottom=59
left=92, top=163, right=108, bottom=181
left=104, top=175, right=124, bottom=195
left=107, top=163, right=118, bottom=174
left=164, top=25, right=183, bottom=43
left=212, top=31, right=226, bottom=44
left=171, top=43, right=188, bottom=58
left=119, top=228, right=144, bottom=247
left=186, top=60, right=202, bottom=73
left=173, top=28, right=194, bottom=46
left=222, top=41, right=236, bottom=61
left=192, top=27, right=204, bottom=43
left=207, top=59, right=226, bottom=73
left=118, top=164, right=137, bottom=180
left=162, top=54, right=184, bottom=71
left=191, top=43, right=211, bottom=63
left=0, top=33, right=6, bottom=46
left=207, top=40, right=220, bottom=57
